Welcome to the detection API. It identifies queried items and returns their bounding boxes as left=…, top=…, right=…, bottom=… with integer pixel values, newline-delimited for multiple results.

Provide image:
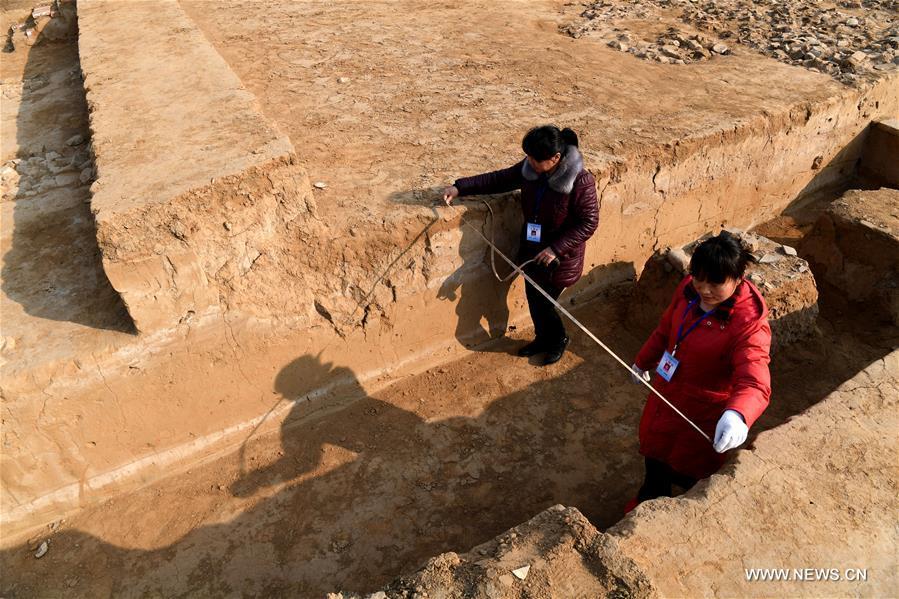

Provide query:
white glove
left=713, top=409, right=748, bottom=453
left=630, top=363, right=651, bottom=385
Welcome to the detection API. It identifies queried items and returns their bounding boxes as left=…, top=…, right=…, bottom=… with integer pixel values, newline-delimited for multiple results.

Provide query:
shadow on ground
left=1, top=7, right=132, bottom=334
left=1, top=261, right=893, bottom=597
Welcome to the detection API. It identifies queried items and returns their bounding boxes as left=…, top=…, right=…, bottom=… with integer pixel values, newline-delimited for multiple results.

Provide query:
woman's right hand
left=630, top=363, right=651, bottom=385
left=442, top=185, right=459, bottom=206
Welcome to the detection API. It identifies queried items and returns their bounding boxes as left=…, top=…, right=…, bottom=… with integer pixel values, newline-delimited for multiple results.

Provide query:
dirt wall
left=587, top=73, right=899, bottom=287
left=77, top=0, right=317, bottom=333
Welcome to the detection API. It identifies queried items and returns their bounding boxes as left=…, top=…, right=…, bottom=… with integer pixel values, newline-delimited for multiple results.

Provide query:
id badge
left=656, top=350, right=679, bottom=382
left=526, top=222, right=542, bottom=243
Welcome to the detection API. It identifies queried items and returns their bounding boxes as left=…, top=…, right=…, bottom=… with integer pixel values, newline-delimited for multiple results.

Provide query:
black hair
left=689, top=231, right=749, bottom=284
left=521, top=125, right=579, bottom=161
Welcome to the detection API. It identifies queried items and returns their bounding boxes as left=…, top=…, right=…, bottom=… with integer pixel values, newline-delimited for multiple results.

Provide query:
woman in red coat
left=628, top=232, right=771, bottom=507
left=443, top=126, right=599, bottom=365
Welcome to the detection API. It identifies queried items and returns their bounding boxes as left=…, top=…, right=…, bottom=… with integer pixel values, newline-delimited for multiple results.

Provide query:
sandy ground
left=0, top=1, right=897, bottom=596
left=2, top=254, right=895, bottom=596
left=181, top=0, right=839, bottom=225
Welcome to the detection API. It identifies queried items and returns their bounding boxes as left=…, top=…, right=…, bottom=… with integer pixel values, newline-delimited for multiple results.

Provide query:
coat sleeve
left=549, top=172, right=599, bottom=257
left=634, top=279, right=687, bottom=370
left=725, top=318, right=771, bottom=428
left=454, top=161, right=525, bottom=197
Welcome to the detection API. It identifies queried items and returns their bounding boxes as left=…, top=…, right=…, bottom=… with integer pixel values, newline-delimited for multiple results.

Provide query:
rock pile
left=562, top=0, right=899, bottom=84
left=1, top=138, right=93, bottom=202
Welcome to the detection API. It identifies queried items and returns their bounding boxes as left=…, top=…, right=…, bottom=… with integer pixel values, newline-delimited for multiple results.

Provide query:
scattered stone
left=562, top=0, right=898, bottom=84
left=781, top=245, right=798, bottom=256
left=337, top=76, right=350, bottom=84
left=55, top=172, right=79, bottom=187
left=223, top=221, right=233, bottom=231
left=847, top=50, right=868, bottom=66
left=313, top=181, right=327, bottom=189
left=633, top=231, right=818, bottom=350
left=666, top=247, right=690, bottom=272
left=512, top=565, right=531, bottom=580
left=34, top=540, right=48, bottom=559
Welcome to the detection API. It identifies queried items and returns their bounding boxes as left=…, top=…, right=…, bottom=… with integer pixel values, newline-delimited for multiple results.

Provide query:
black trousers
left=637, top=457, right=697, bottom=502
left=523, top=264, right=566, bottom=348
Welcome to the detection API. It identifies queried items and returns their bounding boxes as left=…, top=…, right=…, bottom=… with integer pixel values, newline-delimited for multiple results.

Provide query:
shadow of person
left=436, top=213, right=515, bottom=350
left=230, top=353, right=375, bottom=497
left=0, top=342, right=647, bottom=597
left=389, top=188, right=521, bottom=353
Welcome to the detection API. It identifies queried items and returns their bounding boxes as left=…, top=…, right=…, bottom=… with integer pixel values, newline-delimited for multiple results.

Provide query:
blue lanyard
left=532, top=182, right=548, bottom=222
left=673, top=298, right=716, bottom=356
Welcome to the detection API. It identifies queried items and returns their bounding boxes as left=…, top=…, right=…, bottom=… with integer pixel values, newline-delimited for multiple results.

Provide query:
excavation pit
left=1, top=0, right=898, bottom=597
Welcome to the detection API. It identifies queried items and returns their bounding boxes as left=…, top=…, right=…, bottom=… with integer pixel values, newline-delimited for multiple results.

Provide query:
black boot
left=542, top=336, right=569, bottom=366
left=517, top=339, right=545, bottom=357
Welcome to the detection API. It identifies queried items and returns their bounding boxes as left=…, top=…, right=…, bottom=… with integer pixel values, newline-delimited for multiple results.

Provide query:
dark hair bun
left=561, top=128, right=579, bottom=147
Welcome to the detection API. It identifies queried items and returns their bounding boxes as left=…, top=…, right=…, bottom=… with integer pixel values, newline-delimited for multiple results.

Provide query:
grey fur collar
left=521, top=144, right=584, bottom=194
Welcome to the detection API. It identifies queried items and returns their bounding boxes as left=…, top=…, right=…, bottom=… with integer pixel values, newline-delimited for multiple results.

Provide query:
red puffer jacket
left=454, top=145, right=599, bottom=289
left=634, top=276, right=772, bottom=480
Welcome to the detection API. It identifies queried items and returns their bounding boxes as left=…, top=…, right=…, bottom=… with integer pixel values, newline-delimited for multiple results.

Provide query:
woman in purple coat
left=443, top=126, right=599, bottom=365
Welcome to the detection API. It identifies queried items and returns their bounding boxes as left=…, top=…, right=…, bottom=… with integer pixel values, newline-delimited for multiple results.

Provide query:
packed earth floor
left=2, top=254, right=895, bottom=596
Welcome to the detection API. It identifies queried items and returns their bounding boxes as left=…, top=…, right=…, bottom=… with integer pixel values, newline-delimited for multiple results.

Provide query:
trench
left=1, top=189, right=894, bottom=596
left=1, top=2, right=897, bottom=597
left=0, top=1, right=134, bottom=377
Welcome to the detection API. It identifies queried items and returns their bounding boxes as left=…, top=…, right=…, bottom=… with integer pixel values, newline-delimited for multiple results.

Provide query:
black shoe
left=517, top=339, right=545, bottom=357
left=542, top=336, right=570, bottom=366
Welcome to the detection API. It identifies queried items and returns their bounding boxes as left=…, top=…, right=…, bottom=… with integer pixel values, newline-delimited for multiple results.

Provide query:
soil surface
left=2, top=255, right=894, bottom=596
left=180, top=0, right=839, bottom=226
left=1, top=1, right=897, bottom=597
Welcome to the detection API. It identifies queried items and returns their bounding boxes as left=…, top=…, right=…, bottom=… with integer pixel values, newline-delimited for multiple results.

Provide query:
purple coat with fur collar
left=454, top=145, right=599, bottom=288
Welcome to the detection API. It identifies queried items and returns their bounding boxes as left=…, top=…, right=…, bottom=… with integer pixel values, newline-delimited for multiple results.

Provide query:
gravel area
left=563, top=0, right=899, bottom=85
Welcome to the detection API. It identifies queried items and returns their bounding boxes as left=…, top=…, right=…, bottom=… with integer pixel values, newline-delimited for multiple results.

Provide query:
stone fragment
left=66, top=134, right=85, bottom=146
left=512, top=565, right=530, bottom=580
left=34, top=541, right=48, bottom=559
left=55, top=172, right=79, bottom=187
left=313, top=181, right=327, bottom=189
left=781, top=245, right=798, bottom=256
left=666, top=247, right=690, bottom=272
left=712, top=43, right=729, bottom=54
